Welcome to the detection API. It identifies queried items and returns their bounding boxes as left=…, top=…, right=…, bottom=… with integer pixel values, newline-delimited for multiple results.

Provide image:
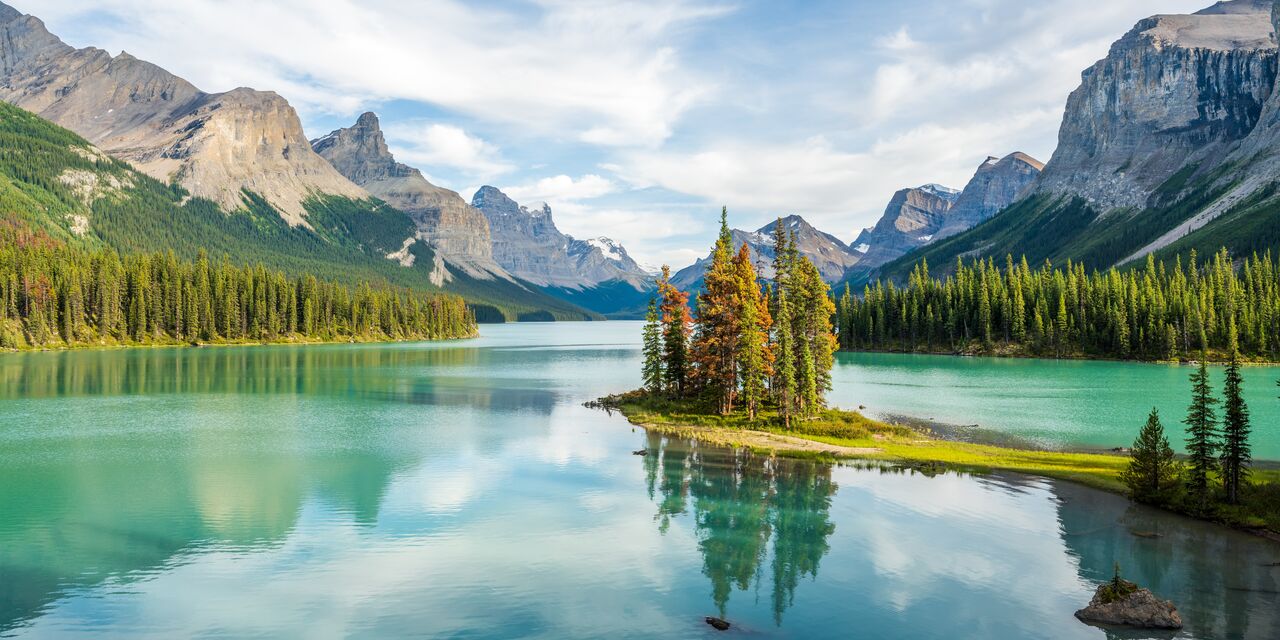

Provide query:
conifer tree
left=657, top=265, right=691, bottom=397
left=1184, top=355, right=1220, bottom=512
left=773, top=286, right=797, bottom=429
left=691, top=207, right=741, bottom=413
left=1120, top=408, right=1180, bottom=504
left=1221, top=322, right=1252, bottom=505
left=734, top=244, right=772, bottom=421
left=642, top=297, right=664, bottom=394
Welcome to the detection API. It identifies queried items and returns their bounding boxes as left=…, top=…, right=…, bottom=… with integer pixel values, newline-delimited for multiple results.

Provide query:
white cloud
left=28, top=0, right=731, bottom=148
left=502, top=174, right=617, bottom=204
left=384, top=122, right=513, bottom=179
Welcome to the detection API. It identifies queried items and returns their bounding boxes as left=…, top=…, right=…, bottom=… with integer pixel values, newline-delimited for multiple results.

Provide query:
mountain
left=876, top=0, right=1280, bottom=283
left=849, top=184, right=960, bottom=270
left=671, top=215, right=860, bottom=290
left=0, top=2, right=594, bottom=321
left=934, top=153, right=1044, bottom=240
left=311, top=112, right=500, bottom=277
left=470, top=186, right=654, bottom=316
left=0, top=3, right=365, bottom=225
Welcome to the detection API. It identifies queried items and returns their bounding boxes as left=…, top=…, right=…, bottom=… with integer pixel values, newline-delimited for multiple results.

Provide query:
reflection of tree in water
left=644, top=434, right=836, bottom=624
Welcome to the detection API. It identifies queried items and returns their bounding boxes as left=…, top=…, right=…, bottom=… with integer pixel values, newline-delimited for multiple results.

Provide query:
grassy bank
left=596, top=390, right=1280, bottom=536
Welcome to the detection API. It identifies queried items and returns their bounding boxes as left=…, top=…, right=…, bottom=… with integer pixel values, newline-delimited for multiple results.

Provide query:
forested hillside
left=0, top=220, right=476, bottom=349
left=838, top=250, right=1280, bottom=362
left=0, top=102, right=593, bottom=322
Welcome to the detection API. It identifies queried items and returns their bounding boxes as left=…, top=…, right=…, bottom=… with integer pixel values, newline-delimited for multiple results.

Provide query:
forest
left=837, top=249, right=1280, bottom=361
left=0, top=220, right=476, bottom=349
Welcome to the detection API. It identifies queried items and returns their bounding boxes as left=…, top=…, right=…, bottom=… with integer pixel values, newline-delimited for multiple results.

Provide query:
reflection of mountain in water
left=0, top=439, right=403, bottom=634
left=642, top=432, right=837, bottom=624
left=1053, top=480, right=1280, bottom=640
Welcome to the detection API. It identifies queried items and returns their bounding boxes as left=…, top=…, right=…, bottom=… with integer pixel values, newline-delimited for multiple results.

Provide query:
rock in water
left=1075, top=579, right=1182, bottom=629
left=704, top=616, right=730, bottom=631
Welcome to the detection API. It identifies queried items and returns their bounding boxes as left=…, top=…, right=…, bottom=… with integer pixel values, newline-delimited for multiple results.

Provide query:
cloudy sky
left=28, top=0, right=1209, bottom=268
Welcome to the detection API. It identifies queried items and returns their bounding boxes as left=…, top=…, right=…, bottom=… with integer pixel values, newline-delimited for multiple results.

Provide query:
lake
left=1, top=322, right=1278, bottom=639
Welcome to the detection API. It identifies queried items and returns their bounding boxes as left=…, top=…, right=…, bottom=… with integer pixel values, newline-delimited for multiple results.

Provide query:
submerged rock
left=632, top=449, right=648, bottom=456
left=1075, top=579, right=1182, bottom=629
left=704, top=616, right=730, bottom=631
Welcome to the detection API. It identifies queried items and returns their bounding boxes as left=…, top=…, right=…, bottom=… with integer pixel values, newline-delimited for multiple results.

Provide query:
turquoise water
left=833, top=351, right=1280, bottom=458
left=1, top=322, right=1278, bottom=639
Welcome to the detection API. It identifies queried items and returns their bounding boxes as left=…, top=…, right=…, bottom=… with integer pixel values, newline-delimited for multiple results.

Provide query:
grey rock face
left=851, top=184, right=959, bottom=270
left=1074, top=581, right=1183, bottom=630
left=671, top=215, right=860, bottom=289
left=1033, top=0, right=1278, bottom=211
left=312, top=113, right=496, bottom=270
left=471, top=186, right=650, bottom=289
left=0, top=3, right=366, bottom=225
left=935, top=152, right=1043, bottom=240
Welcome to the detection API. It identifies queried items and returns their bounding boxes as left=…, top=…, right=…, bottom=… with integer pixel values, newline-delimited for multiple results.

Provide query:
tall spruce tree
left=657, top=265, right=691, bottom=397
left=1120, top=408, right=1180, bottom=504
left=1184, top=355, right=1220, bottom=512
left=690, top=208, right=742, bottom=413
left=1221, top=323, right=1252, bottom=505
left=734, top=243, right=772, bottom=421
left=773, top=286, right=797, bottom=429
left=642, top=297, right=664, bottom=394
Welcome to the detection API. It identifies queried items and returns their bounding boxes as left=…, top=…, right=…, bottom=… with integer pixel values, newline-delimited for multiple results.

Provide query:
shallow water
left=1, top=322, right=1277, bottom=639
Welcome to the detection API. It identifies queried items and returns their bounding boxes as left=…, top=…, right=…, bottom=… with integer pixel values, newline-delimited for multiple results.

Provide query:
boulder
left=1075, top=579, right=1182, bottom=629
left=704, top=616, right=730, bottom=631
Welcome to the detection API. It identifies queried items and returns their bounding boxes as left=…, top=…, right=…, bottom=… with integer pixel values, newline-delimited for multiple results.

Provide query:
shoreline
left=595, top=393, right=1280, bottom=542
left=0, top=331, right=480, bottom=355
left=839, top=346, right=1280, bottom=367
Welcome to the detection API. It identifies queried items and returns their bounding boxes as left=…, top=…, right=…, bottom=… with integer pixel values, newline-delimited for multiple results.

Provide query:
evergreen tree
left=734, top=244, right=772, bottom=421
left=1120, top=408, right=1180, bottom=504
left=657, top=265, right=691, bottom=397
left=1184, top=356, right=1220, bottom=512
left=691, top=207, right=742, bottom=413
left=773, top=286, right=797, bottom=429
left=1221, top=323, right=1252, bottom=505
left=642, top=297, right=664, bottom=394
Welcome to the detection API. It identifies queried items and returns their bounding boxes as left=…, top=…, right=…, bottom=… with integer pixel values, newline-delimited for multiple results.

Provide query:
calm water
left=1, top=322, right=1278, bottom=639
left=834, top=351, right=1280, bottom=458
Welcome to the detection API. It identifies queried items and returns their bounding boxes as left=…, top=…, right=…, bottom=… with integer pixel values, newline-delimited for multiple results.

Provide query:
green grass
left=601, top=390, right=1280, bottom=533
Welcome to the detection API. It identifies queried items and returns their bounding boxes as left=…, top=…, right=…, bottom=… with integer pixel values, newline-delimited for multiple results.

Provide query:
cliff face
left=935, top=152, right=1043, bottom=240
left=850, top=184, right=959, bottom=270
left=671, top=215, right=860, bottom=289
left=471, top=186, right=650, bottom=289
left=311, top=113, right=498, bottom=273
left=0, top=3, right=366, bottom=226
left=1034, top=0, right=1278, bottom=211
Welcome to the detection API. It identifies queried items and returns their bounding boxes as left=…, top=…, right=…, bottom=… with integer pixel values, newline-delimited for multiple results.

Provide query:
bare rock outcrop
left=850, top=184, right=959, bottom=270
left=1075, top=579, right=1183, bottom=630
left=0, top=3, right=366, bottom=225
left=1033, top=0, right=1278, bottom=212
left=935, top=152, right=1043, bottom=240
left=471, top=186, right=650, bottom=290
left=311, top=113, right=500, bottom=275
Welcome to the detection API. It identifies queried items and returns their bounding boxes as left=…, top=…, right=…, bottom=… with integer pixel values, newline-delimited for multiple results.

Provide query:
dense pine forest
left=836, top=249, right=1280, bottom=361
left=0, top=221, right=476, bottom=349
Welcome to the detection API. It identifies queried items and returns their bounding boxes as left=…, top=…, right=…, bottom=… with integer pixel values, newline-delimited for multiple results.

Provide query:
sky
left=26, top=0, right=1211, bottom=269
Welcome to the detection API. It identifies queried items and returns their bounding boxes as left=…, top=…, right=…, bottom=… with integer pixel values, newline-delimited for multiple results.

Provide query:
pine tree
left=773, top=286, right=797, bottom=429
left=642, top=297, right=664, bottom=394
left=734, top=244, right=772, bottom=421
left=1120, top=408, right=1180, bottom=505
left=657, top=265, right=691, bottom=397
left=1220, top=323, right=1252, bottom=505
left=1184, top=356, right=1220, bottom=512
left=691, top=207, right=741, bottom=413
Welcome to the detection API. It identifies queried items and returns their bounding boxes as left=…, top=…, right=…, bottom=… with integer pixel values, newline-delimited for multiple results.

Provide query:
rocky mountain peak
left=471, top=186, right=649, bottom=290
left=935, top=151, right=1043, bottom=240
left=0, top=2, right=367, bottom=225
left=313, top=113, right=496, bottom=269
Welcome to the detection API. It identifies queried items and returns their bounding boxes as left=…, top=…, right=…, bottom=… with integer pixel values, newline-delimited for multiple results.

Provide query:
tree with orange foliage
left=656, top=264, right=691, bottom=397
left=691, top=208, right=743, bottom=413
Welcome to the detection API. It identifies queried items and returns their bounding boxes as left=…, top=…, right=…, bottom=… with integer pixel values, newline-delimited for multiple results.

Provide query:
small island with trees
left=599, top=210, right=1280, bottom=540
